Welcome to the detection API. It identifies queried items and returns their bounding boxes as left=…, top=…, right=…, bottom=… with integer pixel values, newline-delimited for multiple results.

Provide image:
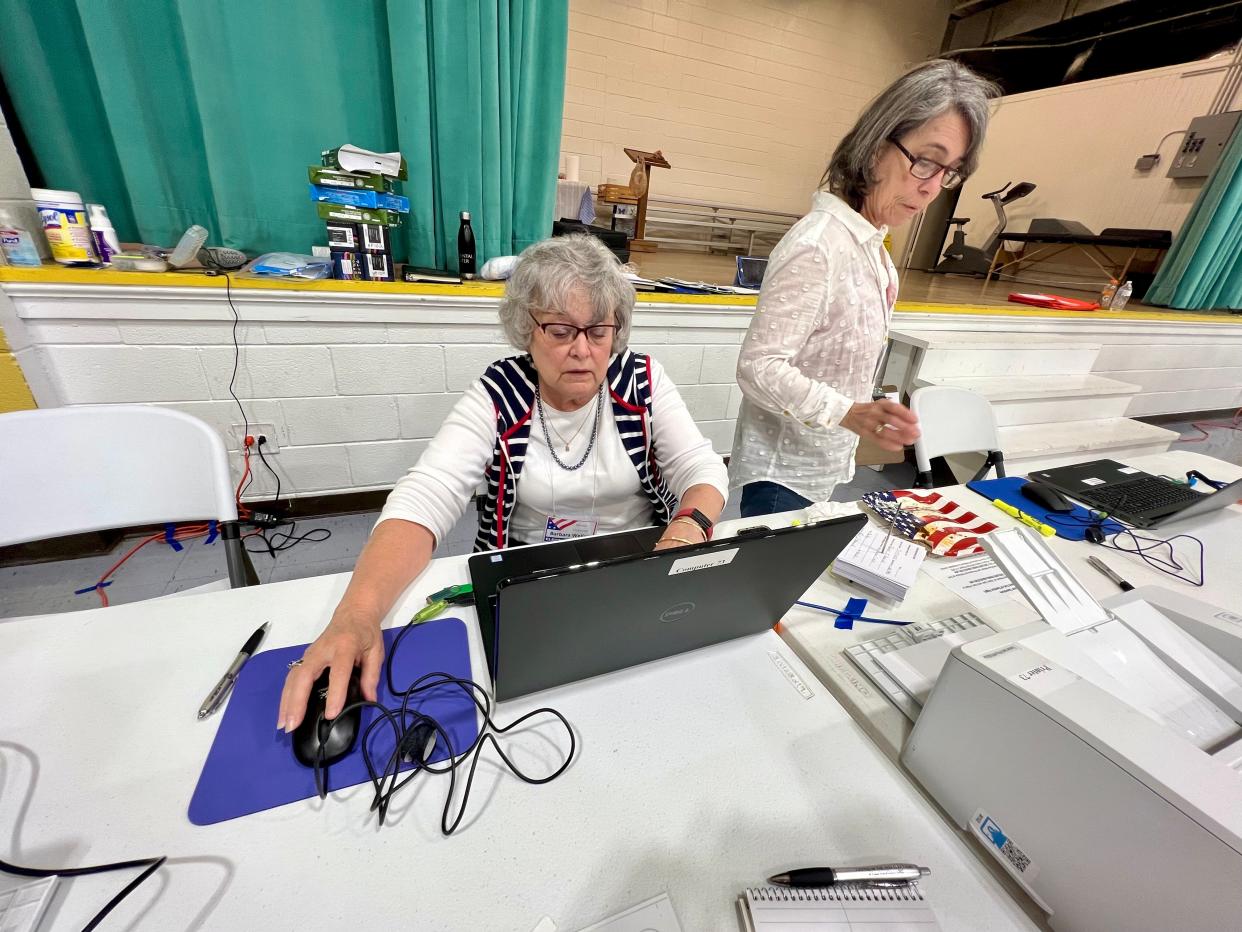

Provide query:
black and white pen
left=1086, top=556, right=1134, bottom=592
left=767, top=864, right=931, bottom=888
left=198, top=622, right=269, bottom=719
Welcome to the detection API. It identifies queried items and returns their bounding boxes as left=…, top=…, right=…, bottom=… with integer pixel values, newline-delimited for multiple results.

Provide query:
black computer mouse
left=292, top=668, right=363, bottom=767
left=1020, top=481, right=1073, bottom=513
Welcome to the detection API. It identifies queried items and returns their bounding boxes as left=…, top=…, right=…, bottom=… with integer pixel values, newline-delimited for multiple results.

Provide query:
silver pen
left=1086, top=556, right=1134, bottom=592
left=198, top=622, right=269, bottom=719
left=768, top=863, right=931, bottom=888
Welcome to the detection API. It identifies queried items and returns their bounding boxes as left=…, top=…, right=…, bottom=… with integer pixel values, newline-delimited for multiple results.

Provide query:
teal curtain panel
left=0, top=0, right=569, bottom=268
left=1147, top=126, right=1242, bottom=310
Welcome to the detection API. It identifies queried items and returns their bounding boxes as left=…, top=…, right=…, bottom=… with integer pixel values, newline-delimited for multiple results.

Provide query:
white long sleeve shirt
left=728, top=191, right=897, bottom=501
left=379, top=356, right=728, bottom=545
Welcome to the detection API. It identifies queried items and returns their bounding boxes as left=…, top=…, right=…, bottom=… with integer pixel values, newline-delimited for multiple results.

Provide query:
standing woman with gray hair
left=279, top=234, right=727, bottom=729
left=731, top=60, right=998, bottom=517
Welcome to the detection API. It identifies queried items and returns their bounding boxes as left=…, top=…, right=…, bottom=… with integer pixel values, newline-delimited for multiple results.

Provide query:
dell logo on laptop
left=660, top=602, right=696, bottom=623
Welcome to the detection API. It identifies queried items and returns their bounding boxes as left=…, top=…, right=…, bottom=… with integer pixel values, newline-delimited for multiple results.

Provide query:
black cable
left=221, top=271, right=257, bottom=507
left=222, top=273, right=250, bottom=460
left=1060, top=485, right=1207, bottom=586
left=312, top=616, right=576, bottom=835
left=255, top=437, right=282, bottom=507
left=243, top=520, right=331, bottom=557
left=0, top=853, right=166, bottom=931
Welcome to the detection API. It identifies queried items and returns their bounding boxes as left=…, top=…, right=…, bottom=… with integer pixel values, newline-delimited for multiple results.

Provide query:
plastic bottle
left=168, top=224, right=209, bottom=268
left=87, top=203, right=121, bottom=263
left=457, top=211, right=476, bottom=279
left=31, top=188, right=100, bottom=265
left=1100, top=278, right=1118, bottom=307
left=1110, top=280, right=1133, bottom=310
left=0, top=205, right=42, bottom=267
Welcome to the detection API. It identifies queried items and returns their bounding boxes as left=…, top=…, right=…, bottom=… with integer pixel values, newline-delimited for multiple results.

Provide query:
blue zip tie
left=75, top=580, right=113, bottom=596
left=204, top=520, right=219, bottom=545
left=163, top=523, right=184, bottom=552
left=795, top=599, right=912, bottom=628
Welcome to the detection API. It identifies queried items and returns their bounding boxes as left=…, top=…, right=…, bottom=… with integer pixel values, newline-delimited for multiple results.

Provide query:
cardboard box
left=308, top=184, right=409, bottom=213
left=330, top=250, right=364, bottom=281
left=307, top=165, right=394, bottom=192
left=854, top=384, right=906, bottom=467
left=358, top=222, right=390, bottom=253
left=854, top=433, right=906, bottom=467
left=361, top=251, right=394, bottom=282
left=325, top=221, right=360, bottom=251
left=315, top=203, right=403, bottom=226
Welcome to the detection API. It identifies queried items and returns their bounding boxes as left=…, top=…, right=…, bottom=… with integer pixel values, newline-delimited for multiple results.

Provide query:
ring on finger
left=287, top=659, right=304, bottom=669
left=874, top=423, right=886, bottom=434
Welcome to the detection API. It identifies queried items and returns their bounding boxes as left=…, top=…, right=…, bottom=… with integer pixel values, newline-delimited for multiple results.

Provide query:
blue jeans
left=739, top=481, right=813, bottom=518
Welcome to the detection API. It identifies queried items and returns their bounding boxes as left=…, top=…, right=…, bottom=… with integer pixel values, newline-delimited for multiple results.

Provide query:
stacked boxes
left=308, top=155, right=407, bottom=282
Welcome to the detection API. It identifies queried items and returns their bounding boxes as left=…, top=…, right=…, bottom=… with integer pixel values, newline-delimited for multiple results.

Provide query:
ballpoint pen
left=768, top=864, right=932, bottom=888
left=1086, top=555, right=1134, bottom=591
left=198, top=622, right=269, bottom=720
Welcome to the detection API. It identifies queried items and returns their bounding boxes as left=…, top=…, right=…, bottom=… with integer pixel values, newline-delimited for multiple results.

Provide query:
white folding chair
left=909, top=386, right=1006, bottom=489
left=0, top=404, right=258, bottom=598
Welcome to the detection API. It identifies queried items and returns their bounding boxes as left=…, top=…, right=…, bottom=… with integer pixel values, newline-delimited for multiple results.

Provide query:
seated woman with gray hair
left=279, top=233, right=727, bottom=729
left=731, top=59, right=998, bottom=517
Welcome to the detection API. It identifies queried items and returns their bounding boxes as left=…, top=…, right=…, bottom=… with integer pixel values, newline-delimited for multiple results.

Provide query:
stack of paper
left=833, top=521, right=926, bottom=601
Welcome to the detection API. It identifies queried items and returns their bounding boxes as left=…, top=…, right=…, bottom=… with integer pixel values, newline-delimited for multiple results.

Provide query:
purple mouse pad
left=189, top=618, right=478, bottom=825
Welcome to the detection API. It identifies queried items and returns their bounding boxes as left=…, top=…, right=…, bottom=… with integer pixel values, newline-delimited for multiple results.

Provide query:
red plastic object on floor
left=1008, top=292, right=1101, bottom=311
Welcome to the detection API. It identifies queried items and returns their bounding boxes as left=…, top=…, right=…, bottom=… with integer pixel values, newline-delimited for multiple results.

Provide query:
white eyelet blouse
left=728, top=191, right=898, bottom=502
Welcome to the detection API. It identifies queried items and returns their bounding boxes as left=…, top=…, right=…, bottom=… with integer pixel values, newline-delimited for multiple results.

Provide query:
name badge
left=544, top=514, right=599, bottom=542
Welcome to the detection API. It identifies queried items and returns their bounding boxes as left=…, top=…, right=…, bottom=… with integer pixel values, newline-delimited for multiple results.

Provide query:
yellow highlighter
left=991, top=499, right=1056, bottom=537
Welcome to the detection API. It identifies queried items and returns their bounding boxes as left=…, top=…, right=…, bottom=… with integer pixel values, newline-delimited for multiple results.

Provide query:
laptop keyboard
left=1078, top=476, right=1202, bottom=514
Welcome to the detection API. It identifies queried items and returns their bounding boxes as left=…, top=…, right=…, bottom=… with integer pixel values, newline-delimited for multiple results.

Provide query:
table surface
left=775, top=449, right=1242, bottom=761
left=0, top=550, right=1039, bottom=929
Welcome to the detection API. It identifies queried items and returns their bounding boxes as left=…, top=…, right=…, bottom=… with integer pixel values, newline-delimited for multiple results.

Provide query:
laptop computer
left=468, top=525, right=666, bottom=679
left=486, top=514, right=867, bottom=701
left=1028, top=459, right=1242, bottom=529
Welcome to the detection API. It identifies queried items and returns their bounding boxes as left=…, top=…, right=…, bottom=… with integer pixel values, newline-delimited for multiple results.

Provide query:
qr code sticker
left=1001, top=838, right=1032, bottom=873
left=972, top=809, right=1040, bottom=884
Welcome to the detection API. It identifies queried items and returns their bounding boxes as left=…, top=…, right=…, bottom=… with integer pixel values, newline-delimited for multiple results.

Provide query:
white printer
left=902, top=528, right=1242, bottom=932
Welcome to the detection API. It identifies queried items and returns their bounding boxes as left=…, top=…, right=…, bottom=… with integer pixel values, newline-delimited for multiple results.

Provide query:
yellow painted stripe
left=0, top=346, right=36, bottom=412
left=2, top=263, right=1239, bottom=323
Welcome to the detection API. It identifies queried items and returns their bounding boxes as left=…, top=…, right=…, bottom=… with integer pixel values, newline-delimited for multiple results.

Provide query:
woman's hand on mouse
left=278, top=608, right=385, bottom=732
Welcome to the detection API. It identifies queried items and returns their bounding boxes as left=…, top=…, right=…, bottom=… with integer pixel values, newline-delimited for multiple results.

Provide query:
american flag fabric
left=861, top=489, right=1000, bottom=557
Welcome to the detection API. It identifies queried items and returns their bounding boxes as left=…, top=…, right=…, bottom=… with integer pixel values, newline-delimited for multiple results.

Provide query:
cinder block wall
left=560, top=0, right=951, bottom=212
left=17, top=303, right=747, bottom=500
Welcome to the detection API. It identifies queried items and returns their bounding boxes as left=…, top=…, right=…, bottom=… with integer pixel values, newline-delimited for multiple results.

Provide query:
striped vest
left=473, top=350, right=677, bottom=552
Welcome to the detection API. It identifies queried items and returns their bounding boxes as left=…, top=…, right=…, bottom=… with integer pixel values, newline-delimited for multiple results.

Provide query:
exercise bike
left=934, top=180, right=1036, bottom=276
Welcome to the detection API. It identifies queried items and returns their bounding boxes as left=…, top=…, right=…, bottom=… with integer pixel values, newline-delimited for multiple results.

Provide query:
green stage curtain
left=1147, top=126, right=1242, bottom=309
left=0, top=0, right=568, bottom=269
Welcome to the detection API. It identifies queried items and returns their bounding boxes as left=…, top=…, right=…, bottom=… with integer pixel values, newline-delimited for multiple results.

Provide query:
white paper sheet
left=922, top=554, right=1018, bottom=610
left=574, top=893, right=683, bottom=932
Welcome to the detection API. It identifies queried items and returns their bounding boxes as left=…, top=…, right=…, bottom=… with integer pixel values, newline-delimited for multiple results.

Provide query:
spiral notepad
left=743, top=883, right=942, bottom=930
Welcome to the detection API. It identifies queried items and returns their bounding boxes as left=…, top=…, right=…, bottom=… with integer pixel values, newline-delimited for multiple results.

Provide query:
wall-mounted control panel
left=1167, top=110, right=1242, bottom=179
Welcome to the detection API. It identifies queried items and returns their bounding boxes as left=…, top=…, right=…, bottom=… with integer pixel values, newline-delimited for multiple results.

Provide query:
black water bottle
left=457, top=211, right=476, bottom=279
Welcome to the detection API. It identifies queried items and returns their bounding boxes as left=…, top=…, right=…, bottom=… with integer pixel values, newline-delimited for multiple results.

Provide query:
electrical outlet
left=231, top=423, right=279, bottom=453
